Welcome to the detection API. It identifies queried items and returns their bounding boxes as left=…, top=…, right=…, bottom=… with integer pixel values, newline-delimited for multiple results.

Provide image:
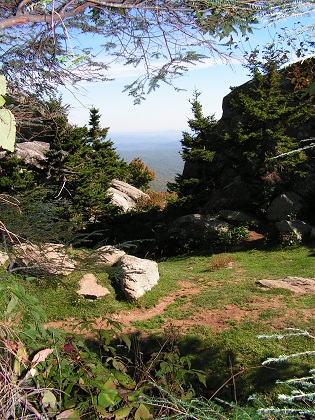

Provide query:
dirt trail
left=47, top=277, right=315, bottom=336
left=47, top=232, right=315, bottom=335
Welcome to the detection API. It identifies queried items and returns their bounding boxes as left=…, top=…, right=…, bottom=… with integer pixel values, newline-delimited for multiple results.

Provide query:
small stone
left=77, top=273, right=110, bottom=299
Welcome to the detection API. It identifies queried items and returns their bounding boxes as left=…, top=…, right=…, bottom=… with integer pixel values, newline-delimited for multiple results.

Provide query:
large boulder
left=266, top=192, right=304, bottom=222
left=275, top=220, right=313, bottom=241
left=117, top=254, right=159, bottom=300
left=108, top=179, right=150, bottom=212
left=169, top=214, right=233, bottom=241
left=218, top=210, right=262, bottom=229
left=256, top=277, right=315, bottom=294
left=13, top=243, right=76, bottom=275
left=0, top=250, right=9, bottom=266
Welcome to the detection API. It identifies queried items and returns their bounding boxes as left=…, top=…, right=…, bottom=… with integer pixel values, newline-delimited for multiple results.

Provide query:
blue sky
left=59, top=12, right=315, bottom=141
left=60, top=60, right=249, bottom=138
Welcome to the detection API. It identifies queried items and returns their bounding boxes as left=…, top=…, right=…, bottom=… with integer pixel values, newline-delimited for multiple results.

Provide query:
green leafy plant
left=279, top=231, right=302, bottom=248
left=0, top=324, right=58, bottom=420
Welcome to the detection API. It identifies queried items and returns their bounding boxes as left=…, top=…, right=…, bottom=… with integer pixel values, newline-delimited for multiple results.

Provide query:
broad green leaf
left=114, top=371, right=136, bottom=389
left=0, top=75, right=6, bottom=96
left=6, top=295, right=18, bottom=315
left=103, top=377, right=115, bottom=390
left=56, top=409, right=81, bottom=419
left=135, top=404, right=152, bottom=420
left=0, top=96, right=5, bottom=107
left=97, top=389, right=121, bottom=408
left=121, top=333, right=131, bottom=350
left=114, top=405, right=132, bottom=419
left=42, top=390, right=57, bottom=411
left=195, top=371, right=207, bottom=387
left=112, top=359, right=127, bottom=372
left=95, top=405, right=108, bottom=416
left=0, top=108, right=16, bottom=152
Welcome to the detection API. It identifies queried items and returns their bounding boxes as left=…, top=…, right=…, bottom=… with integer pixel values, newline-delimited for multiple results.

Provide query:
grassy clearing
left=3, top=245, right=314, bottom=325
left=2, top=244, right=315, bottom=406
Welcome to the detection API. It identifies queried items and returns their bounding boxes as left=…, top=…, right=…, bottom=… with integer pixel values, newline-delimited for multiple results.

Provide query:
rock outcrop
left=256, top=277, right=315, bottom=294
left=0, top=250, right=9, bottom=266
left=275, top=220, right=313, bottom=241
left=13, top=243, right=76, bottom=276
left=15, top=141, right=50, bottom=167
left=266, top=192, right=304, bottom=222
left=177, top=58, right=315, bottom=231
left=169, top=214, right=233, bottom=241
left=108, top=179, right=150, bottom=212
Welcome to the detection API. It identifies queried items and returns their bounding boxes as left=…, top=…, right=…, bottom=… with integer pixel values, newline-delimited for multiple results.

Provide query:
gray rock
left=13, top=243, right=76, bottom=275
left=266, top=192, right=303, bottom=221
left=118, top=254, right=159, bottom=300
left=15, top=141, right=49, bottom=168
left=275, top=220, right=313, bottom=240
left=256, top=277, right=315, bottom=294
left=111, top=179, right=149, bottom=201
left=77, top=273, right=110, bottom=299
left=107, top=187, right=137, bottom=211
left=108, top=180, right=150, bottom=212
left=91, top=245, right=125, bottom=265
left=218, top=210, right=261, bottom=228
left=170, top=214, right=233, bottom=240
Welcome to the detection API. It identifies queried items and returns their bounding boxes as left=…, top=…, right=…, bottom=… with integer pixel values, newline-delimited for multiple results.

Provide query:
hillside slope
left=116, top=143, right=184, bottom=191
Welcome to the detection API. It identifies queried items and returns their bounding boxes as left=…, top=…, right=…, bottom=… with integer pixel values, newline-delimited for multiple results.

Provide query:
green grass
left=2, top=244, right=315, bottom=408
left=4, top=245, right=315, bottom=325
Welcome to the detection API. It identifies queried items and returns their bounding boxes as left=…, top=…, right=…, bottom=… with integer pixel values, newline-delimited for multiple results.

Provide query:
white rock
left=15, top=141, right=49, bottom=167
left=118, top=254, right=159, bottom=300
left=0, top=251, right=9, bottom=266
left=77, top=273, right=110, bottom=299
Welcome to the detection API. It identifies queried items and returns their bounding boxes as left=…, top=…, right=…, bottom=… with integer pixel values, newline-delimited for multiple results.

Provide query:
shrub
left=136, top=190, right=176, bottom=212
left=207, top=254, right=233, bottom=271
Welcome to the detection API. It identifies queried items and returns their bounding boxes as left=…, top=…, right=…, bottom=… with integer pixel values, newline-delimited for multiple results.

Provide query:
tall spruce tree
left=46, top=108, right=128, bottom=223
left=223, top=45, right=315, bottom=206
left=168, top=91, right=221, bottom=204
left=171, top=47, right=315, bottom=214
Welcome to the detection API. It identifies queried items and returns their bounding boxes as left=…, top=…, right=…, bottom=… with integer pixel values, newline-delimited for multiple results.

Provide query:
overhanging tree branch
left=0, top=1, right=314, bottom=101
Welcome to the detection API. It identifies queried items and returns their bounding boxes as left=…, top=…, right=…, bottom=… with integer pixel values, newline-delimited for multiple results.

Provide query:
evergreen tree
left=46, top=108, right=128, bottom=223
left=0, top=154, right=38, bottom=194
left=223, top=45, right=315, bottom=206
left=171, top=48, right=315, bottom=214
left=168, top=91, right=221, bottom=203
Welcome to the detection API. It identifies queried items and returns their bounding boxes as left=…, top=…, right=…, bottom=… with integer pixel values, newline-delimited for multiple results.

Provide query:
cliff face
left=180, top=58, right=315, bottom=222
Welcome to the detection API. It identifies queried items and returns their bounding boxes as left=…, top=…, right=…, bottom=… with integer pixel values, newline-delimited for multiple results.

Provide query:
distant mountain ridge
left=115, top=140, right=180, bottom=151
left=114, top=140, right=183, bottom=191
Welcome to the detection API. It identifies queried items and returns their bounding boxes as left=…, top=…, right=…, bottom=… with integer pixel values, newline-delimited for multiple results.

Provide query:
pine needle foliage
left=257, top=328, right=315, bottom=418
